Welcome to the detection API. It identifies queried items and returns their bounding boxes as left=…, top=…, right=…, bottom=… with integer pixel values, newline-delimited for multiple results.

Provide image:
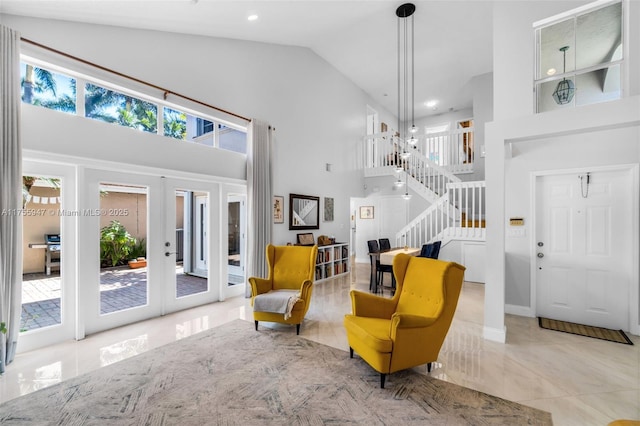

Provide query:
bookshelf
left=314, top=243, right=349, bottom=282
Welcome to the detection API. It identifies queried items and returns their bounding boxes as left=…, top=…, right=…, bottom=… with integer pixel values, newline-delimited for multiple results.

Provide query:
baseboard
left=505, top=304, right=535, bottom=317
left=483, top=325, right=507, bottom=343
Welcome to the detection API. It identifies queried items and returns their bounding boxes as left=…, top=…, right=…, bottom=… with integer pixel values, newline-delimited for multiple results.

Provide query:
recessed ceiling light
left=547, top=68, right=557, bottom=76
left=425, top=100, right=438, bottom=108
left=248, top=14, right=259, bottom=22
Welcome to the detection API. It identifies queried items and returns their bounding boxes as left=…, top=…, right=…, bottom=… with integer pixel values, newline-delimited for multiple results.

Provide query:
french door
left=162, top=177, right=220, bottom=313
left=18, top=161, right=76, bottom=353
left=81, top=170, right=221, bottom=335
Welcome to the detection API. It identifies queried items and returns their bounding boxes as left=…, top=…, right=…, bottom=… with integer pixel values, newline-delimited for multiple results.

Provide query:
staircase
left=363, top=131, right=486, bottom=249
left=292, top=199, right=317, bottom=227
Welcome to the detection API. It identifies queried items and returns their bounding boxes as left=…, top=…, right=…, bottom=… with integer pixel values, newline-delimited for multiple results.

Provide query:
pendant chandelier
left=396, top=3, right=416, bottom=200
left=552, top=46, right=575, bottom=105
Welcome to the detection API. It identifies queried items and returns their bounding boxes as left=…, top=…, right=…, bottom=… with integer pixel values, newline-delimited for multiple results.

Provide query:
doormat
left=538, top=317, right=633, bottom=345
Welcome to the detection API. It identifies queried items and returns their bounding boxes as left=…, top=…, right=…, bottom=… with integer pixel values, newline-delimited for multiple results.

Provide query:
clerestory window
left=19, top=60, right=247, bottom=154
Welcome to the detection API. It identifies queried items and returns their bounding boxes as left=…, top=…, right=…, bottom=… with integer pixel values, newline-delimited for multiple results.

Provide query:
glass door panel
left=81, top=169, right=162, bottom=336
left=99, top=183, right=149, bottom=314
left=18, top=161, right=76, bottom=353
left=22, top=174, right=62, bottom=331
left=163, top=178, right=218, bottom=313
left=174, top=190, right=208, bottom=298
left=227, top=195, right=246, bottom=286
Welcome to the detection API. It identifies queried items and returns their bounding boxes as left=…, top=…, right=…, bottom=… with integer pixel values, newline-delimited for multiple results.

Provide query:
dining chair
left=378, top=238, right=391, bottom=251
left=367, top=240, right=393, bottom=293
left=419, top=241, right=442, bottom=259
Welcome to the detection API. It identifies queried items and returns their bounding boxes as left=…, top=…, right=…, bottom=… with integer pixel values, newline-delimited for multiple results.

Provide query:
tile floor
left=2, top=262, right=639, bottom=425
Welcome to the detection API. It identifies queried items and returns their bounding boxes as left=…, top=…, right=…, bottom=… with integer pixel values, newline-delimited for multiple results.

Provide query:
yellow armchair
left=344, top=254, right=465, bottom=388
left=248, top=244, right=318, bottom=335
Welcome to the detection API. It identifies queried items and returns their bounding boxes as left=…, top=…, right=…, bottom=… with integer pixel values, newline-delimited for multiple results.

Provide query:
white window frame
left=533, top=0, right=626, bottom=113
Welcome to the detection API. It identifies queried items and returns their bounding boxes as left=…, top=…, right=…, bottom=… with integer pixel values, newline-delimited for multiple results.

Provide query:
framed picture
left=359, top=206, right=374, bottom=219
left=324, top=197, right=334, bottom=222
left=273, top=195, right=284, bottom=224
left=289, top=193, right=320, bottom=230
left=296, top=233, right=315, bottom=246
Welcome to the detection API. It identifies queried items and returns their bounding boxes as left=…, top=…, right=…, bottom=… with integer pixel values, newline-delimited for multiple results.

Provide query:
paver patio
left=20, top=265, right=216, bottom=332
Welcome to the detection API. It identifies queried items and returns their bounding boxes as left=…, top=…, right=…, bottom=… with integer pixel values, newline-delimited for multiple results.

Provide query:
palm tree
left=22, top=65, right=76, bottom=113
left=25, top=65, right=181, bottom=138
left=85, top=83, right=121, bottom=123
left=40, top=79, right=76, bottom=113
left=164, top=109, right=187, bottom=140
left=85, top=83, right=159, bottom=133
left=22, top=65, right=56, bottom=104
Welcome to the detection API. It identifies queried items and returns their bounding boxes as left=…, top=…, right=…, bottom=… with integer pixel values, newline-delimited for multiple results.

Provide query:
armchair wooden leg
left=349, top=347, right=354, bottom=358
left=380, top=373, right=386, bottom=389
left=296, top=324, right=300, bottom=335
left=254, top=320, right=258, bottom=331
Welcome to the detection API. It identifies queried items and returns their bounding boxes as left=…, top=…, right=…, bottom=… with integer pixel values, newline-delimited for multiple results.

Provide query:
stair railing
left=419, top=127, right=475, bottom=174
left=364, top=127, right=474, bottom=175
left=403, top=145, right=461, bottom=202
left=364, top=132, right=461, bottom=203
left=395, top=180, right=486, bottom=248
left=395, top=192, right=456, bottom=248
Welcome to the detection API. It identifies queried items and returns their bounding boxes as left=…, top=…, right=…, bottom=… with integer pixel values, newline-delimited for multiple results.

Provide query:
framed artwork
left=296, top=233, right=315, bottom=246
left=289, top=193, right=320, bottom=230
left=273, top=195, right=284, bottom=224
left=359, top=206, right=374, bottom=219
left=324, top=197, right=334, bottom=222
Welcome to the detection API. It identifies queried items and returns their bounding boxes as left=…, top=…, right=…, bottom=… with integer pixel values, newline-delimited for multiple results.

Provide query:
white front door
left=535, top=168, right=633, bottom=330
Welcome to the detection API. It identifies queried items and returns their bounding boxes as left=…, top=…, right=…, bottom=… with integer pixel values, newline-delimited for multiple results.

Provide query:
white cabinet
left=315, top=243, right=349, bottom=282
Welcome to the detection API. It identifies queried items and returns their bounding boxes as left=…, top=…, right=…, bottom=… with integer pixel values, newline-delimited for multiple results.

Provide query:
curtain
left=0, top=25, right=23, bottom=373
left=246, top=120, right=273, bottom=297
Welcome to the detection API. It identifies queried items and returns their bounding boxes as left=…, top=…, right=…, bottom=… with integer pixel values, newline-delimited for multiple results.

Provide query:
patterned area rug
left=0, top=320, right=553, bottom=425
left=539, top=317, right=633, bottom=345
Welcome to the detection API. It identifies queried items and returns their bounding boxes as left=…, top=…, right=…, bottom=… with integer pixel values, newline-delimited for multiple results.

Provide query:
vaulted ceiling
left=1, top=1, right=496, bottom=119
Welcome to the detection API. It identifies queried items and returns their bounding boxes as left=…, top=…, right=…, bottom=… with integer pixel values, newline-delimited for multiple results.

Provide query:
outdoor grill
left=43, top=233, right=61, bottom=275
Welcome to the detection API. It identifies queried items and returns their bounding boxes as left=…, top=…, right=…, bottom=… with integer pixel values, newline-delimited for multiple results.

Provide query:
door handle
left=165, top=251, right=177, bottom=257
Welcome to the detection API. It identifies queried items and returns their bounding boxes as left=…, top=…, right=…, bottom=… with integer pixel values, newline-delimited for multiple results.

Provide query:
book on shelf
left=315, top=266, right=322, bottom=280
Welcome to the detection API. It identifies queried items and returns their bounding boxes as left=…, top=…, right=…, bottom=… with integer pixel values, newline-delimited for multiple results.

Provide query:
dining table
left=379, top=247, right=421, bottom=266
left=368, top=247, right=421, bottom=294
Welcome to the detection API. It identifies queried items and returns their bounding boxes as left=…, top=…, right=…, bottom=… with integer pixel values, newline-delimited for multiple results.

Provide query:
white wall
left=21, top=105, right=247, bottom=180
left=505, top=125, right=640, bottom=307
left=2, top=13, right=397, bottom=249
left=487, top=0, right=640, bottom=341
left=470, top=72, right=493, bottom=182
left=493, top=1, right=592, bottom=121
